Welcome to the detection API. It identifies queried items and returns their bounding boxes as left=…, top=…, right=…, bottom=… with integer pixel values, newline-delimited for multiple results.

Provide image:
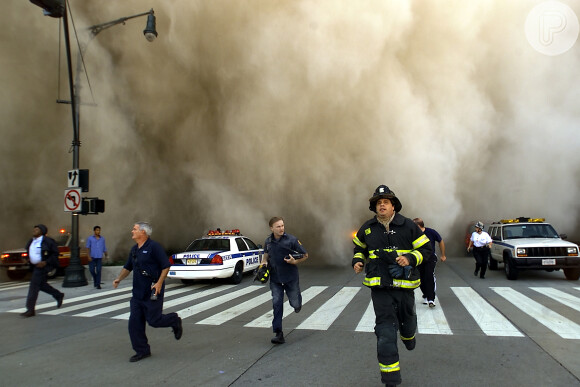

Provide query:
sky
left=1, top=0, right=579, bottom=264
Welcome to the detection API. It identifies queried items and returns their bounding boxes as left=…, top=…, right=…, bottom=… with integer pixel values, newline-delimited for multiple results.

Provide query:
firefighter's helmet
left=253, top=264, right=269, bottom=284
left=369, top=185, right=402, bottom=213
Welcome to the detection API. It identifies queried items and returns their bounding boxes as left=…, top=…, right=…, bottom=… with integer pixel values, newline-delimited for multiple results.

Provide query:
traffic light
left=81, top=198, right=105, bottom=214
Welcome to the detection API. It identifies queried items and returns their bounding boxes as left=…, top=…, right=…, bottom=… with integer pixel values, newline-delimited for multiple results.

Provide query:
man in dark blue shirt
left=113, top=222, right=183, bottom=362
left=413, top=218, right=446, bottom=307
left=261, top=217, right=308, bottom=344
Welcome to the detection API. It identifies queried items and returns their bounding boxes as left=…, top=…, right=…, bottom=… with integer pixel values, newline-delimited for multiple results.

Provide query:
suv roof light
left=500, top=217, right=545, bottom=224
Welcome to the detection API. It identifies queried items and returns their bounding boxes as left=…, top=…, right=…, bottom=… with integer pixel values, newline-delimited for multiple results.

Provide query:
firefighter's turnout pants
left=371, top=287, right=417, bottom=385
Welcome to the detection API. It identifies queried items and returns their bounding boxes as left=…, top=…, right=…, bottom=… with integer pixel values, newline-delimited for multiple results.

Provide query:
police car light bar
left=500, top=217, right=545, bottom=224
left=207, top=229, right=241, bottom=236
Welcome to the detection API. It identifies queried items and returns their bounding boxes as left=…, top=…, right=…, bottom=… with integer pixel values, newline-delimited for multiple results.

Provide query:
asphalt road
left=1, top=256, right=579, bottom=387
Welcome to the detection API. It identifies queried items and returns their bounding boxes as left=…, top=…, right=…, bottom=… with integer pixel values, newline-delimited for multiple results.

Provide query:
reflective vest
left=352, top=213, right=432, bottom=289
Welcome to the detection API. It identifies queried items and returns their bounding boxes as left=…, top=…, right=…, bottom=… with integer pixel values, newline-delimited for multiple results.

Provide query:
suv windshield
left=503, top=224, right=559, bottom=239
left=185, top=238, right=230, bottom=251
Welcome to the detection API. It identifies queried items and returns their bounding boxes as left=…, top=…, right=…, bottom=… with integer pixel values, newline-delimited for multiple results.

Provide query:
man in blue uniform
left=113, top=222, right=183, bottom=362
left=260, top=216, right=308, bottom=344
left=353, top=186, right=431, bottom=387
left=413, top=218, right=446, bottom=307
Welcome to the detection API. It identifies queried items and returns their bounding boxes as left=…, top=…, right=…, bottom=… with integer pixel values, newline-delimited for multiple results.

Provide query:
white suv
left=487, top=218, right=580, bottom=280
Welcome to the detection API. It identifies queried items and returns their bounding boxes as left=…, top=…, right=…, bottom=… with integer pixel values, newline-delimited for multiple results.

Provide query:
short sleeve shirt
left=471, top=231, right=492, bottom=247
left=424, top=227, right=442, bottom=260
left=123, top=238, right=170, bottom=300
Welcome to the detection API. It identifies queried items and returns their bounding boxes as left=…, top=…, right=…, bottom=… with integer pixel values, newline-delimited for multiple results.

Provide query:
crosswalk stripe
left=110, top=285, right=237, bottom=320
left=355, top=301, right=375, bottom=332
left=8, top=286, right=135, bottom=314
left=244, top=286, right=328, bottom=328
left=73, top=285, right=204, bottom=317
left=452, top=287, right=522, bottom=337
left=197, top=291, right=272, bottom=325
left=530, top=287, right=580, bottom=313
left=492, top=287, right=580, bottom=339
left=173, top=285, right=262, bottom=320
left=415, top=293, right=453, bottom=335
left=297, top=287, right=360, bottom=330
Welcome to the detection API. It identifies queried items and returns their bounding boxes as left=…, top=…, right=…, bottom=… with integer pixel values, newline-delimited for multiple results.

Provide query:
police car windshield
left=186, top=238, right=230, bottom=251
left=504, top=224, right=559, bottom=239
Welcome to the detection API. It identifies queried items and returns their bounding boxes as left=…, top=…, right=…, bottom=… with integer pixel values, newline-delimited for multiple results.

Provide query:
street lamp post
left=29, top=1, right=158, bottom=287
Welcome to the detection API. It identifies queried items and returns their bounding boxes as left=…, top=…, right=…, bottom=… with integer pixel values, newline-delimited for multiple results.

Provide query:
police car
left=167, top=229, right=263, bottom=284
left=487, top=217, right=580, bottom=280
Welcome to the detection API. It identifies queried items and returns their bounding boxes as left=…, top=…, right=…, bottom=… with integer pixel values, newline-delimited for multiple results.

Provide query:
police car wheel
left=230, top=262, right=243, bottom=284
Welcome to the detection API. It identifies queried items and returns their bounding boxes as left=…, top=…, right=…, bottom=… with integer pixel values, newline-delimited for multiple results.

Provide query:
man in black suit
left=21, top=224, right=64, bottom=317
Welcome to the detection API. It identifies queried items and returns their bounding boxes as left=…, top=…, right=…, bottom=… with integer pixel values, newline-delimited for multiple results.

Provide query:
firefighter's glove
left=388, top=264, right=412, bottom=279
left=253, top=264, right=269, bottom=284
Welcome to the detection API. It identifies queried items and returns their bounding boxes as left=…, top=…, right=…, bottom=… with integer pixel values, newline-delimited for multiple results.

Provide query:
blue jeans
left=269, top=279, right=301, bottom=333
left=88, top=258, right=102, bottom=287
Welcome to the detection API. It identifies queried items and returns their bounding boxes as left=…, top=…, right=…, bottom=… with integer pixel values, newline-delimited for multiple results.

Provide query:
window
left=243, top=238, right=258, bottom=250
left=236, top=238, right=248, bottom=251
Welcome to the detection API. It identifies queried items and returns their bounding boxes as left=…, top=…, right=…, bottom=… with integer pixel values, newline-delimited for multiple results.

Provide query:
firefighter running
left=352, top=185, right=432, bottom=387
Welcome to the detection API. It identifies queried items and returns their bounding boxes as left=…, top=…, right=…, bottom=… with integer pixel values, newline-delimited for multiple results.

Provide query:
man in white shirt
left=21, top=224, right=64, bottom=317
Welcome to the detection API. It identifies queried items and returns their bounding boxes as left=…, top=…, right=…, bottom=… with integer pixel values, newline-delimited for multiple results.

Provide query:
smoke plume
left=1, top=0, right=579, bottom=264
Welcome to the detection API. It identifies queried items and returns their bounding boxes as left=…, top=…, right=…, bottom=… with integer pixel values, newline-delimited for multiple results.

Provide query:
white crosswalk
left=4, top=283, right=580, bottom=339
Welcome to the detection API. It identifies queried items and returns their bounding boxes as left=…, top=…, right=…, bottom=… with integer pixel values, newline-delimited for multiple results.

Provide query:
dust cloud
left=1, top=0, right=579, bottom=265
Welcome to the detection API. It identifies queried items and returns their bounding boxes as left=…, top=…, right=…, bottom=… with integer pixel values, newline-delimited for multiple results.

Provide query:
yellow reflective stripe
left=413, top=234, right=429, bottom=249
left=409, top=250, right=423, bottom=265
left=353, top=236, right=366, bottom=249
left=379, top=361, right=400, bottom=373
left=392, top=278, right=421, bottom=289
left=353, top=252, right=365, bottom=260
left=400, top=334, right=415, bottom=341
left=363, top=277, right=381, bottom=287
left=364, top=228, right=371, bottom=235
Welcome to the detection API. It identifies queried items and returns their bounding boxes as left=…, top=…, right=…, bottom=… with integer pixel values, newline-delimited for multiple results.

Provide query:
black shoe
left=129, top=352, right=151, bottom=362
left=271, top=331, right=285, bottom=344
left=20, top=310, right=35, bottom=318
left=403, top=337, right=416, bottom=351
left=173, top=317, right=183, bottom=340
left=56, top=294, right=64, bottom=308
left=96, top=286, right=102, bottom=289
left=474, top=269, right=479, bottom=276
left=294, top=306, right=301, bottom=313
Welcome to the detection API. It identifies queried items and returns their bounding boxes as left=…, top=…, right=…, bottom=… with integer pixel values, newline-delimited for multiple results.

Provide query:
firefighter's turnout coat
left=352, top=213, right=432, bottom=288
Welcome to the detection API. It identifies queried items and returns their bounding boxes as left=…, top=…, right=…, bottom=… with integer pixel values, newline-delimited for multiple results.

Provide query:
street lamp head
left=29, top=0, right=65, bottom=18
left=143, top=11, right=158, bottom=42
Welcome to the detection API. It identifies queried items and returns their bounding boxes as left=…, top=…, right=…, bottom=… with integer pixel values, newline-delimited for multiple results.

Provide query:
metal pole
left=62, top=1, right=87, bottom=287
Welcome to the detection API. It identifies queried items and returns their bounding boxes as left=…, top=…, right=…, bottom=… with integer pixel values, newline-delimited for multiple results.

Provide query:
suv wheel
left=563, top=268, right=580, bottom=281
left=504, top=256, right=519, bottom=280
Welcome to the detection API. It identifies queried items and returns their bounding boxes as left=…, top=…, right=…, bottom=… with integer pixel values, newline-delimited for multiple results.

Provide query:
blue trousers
left=129, top=296, right=179, bottom=356
left=269, top=279, right=301, bottom=333
left=88, top=258, right=102, bottom=287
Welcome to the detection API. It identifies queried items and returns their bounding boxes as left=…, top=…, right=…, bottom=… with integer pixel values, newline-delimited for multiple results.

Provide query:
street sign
left=67, top=169, right=89, bottom=191
left=64, top=188, right=82, bottom=212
